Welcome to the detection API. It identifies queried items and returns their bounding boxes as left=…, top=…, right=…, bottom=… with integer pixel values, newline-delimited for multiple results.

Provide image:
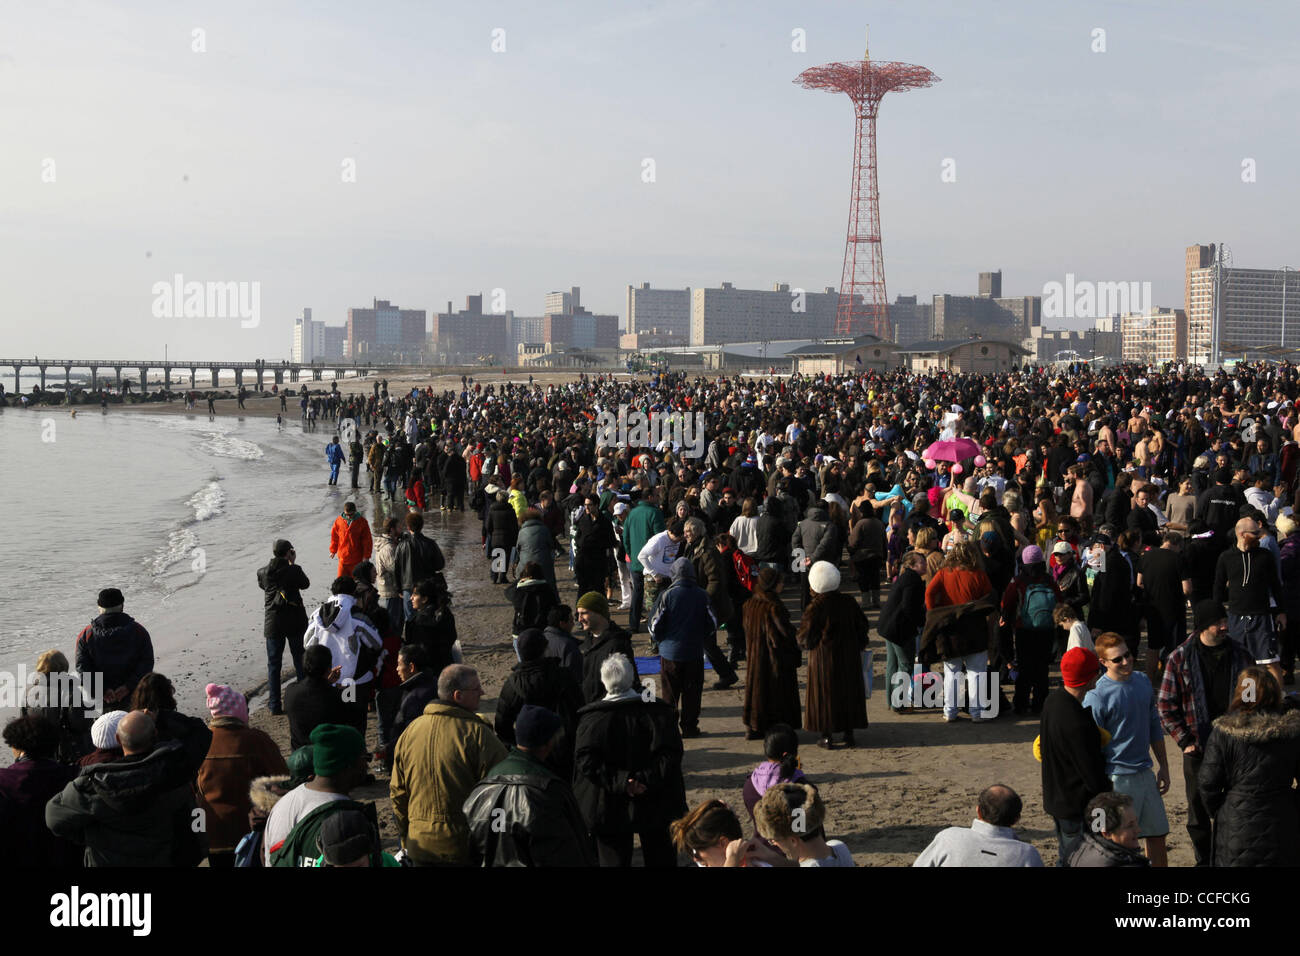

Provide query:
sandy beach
left=243, top=501, right=1205, bottom=866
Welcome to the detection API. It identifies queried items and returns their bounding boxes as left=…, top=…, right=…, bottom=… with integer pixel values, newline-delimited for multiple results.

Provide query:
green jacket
left=269, top=798, right=379, bottom=868
left=622, top=501, right=666, bottom=573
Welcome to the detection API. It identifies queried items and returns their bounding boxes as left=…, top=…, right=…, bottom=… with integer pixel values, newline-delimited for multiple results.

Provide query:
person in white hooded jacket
left=303, top=577, right=385, bottom=728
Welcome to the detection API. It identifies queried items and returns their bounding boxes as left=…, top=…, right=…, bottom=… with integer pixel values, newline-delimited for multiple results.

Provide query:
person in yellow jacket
left=390, top=664, right=507, bottom=865
left=508, top=478, right=529, bottom=521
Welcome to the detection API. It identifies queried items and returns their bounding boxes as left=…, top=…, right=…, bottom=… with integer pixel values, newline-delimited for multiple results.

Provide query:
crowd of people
left=4, top=359, right=1300, bottom=867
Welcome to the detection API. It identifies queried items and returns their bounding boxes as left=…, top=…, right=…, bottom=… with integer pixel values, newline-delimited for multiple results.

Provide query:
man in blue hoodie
left=649, top=558, right=717, bottom=738
left=326, top=436, right=345, bottom=486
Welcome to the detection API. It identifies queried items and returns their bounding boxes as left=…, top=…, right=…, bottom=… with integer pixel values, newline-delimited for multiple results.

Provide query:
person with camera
left=257, top=540, right=310, bottom=716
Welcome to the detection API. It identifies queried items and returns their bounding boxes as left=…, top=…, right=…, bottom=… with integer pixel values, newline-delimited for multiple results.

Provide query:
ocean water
left=0, top=407, right=365, bottom=725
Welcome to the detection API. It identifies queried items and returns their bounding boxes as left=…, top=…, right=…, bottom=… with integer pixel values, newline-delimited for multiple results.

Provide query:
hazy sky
left=2, top=0, right=1297, bottom=359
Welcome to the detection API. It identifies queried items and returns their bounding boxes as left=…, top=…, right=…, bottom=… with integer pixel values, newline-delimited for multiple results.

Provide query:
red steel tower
left=796, top=36, right=939, bottom=339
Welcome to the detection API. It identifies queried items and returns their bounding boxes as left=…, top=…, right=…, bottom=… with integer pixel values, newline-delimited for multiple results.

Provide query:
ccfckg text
left=50, top=887, right=151, bottom=937
left=0, top=665, right=102, bottom=717
left=889, top=666, right=1000, bottom=718
left=593, top=404, right=706, bottom=460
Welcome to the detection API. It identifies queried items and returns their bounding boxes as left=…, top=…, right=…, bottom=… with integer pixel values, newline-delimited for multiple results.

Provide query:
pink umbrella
left=921, top=437, right=981, bottom=463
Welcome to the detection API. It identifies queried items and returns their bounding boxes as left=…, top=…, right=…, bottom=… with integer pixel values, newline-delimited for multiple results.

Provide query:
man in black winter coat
left=543, top=605, right=584, bottom=685
left=74, top=588, right=154, bottom=712
left=576, top=593, right=639, bottom=704
left=483, top=492, right=519, bottom=585
left=285, top=646, right=354, bottom=751
left=1213, top=516, right=1286, bottom=684
left=394, top=511, right=446, bottom=620
left=257, top=540, right=311, bottom=715
left=1039, top=647, right=1111, bottom=865
left=494, top=630, right=583, bottom=779
left=46, top=711, right=206, bottom=867
left=573, top=653, right=686, bottom=867
left=464, top=706, right=596, bottom=867
left=386, top=644, right=438, bottom=767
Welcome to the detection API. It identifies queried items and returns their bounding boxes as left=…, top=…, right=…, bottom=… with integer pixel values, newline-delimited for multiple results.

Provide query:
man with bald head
left=46, top=711, right=205, bottom=866
left=912, top=784, right=1044, bottom=867
left=1213, top=516, right=1286, bottom=683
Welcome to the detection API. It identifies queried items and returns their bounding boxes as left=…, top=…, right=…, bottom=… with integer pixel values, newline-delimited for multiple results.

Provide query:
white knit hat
left=91, top=710, right=126, bottom=749
left=808, top=561, right=841, bottom=595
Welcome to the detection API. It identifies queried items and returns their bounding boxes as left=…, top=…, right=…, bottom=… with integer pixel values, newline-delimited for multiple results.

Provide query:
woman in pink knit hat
left=195, top=683, right=287, bottom=867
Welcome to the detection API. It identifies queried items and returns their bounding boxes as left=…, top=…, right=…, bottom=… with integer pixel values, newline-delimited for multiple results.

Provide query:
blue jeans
left=266, top=632, right=305, bottom=712
left=402, top=590, right=415, bottom=622
left=885, top=637, right=916, bottom=708
left=1054, top=817, right=1083, bottom=867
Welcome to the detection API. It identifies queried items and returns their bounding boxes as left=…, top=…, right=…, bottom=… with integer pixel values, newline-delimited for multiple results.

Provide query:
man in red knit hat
left=1038, top=646, right=1111, bottom=865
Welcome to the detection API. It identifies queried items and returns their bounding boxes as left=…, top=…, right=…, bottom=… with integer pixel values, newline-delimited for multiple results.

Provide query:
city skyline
left=3, top=1, right=1298, bottom=358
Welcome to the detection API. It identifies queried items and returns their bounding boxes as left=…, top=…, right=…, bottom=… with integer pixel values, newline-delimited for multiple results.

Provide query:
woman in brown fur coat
left=797, top=561, right=869, bottom=749
left=742, top=568, right=802, bottom=740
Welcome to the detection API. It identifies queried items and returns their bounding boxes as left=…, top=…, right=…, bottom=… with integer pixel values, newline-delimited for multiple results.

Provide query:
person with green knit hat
left=576, top=591, right=638, bottom=703
left=263, top=723, right=371, bottom=866
left=577, top=590, right=610, bottom=620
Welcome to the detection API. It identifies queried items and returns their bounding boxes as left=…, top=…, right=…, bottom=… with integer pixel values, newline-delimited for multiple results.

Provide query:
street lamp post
left=1280, top=266, right=1297, bottom=348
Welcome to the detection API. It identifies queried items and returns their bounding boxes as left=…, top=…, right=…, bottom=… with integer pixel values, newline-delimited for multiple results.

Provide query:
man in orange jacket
left=330, top=502, right=373, bottom=578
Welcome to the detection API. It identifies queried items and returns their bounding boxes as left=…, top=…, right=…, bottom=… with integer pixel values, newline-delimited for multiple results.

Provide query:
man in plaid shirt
left=1157, top=600, right=1252, bottom=866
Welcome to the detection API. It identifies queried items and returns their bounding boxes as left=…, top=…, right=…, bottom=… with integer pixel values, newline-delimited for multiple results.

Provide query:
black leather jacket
left=463, top=749, right=596, bottom=867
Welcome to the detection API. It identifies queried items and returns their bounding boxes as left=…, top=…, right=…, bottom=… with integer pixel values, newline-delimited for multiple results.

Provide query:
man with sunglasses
left=1083, top=632, right=1172, bottom=866
left=1213, top=516, right=1286, bottom=685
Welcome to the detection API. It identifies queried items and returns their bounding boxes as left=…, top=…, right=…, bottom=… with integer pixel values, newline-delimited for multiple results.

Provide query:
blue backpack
left=1019, top=582, right=1056, bottom=630
left=233, top=829, right=264, bottom=868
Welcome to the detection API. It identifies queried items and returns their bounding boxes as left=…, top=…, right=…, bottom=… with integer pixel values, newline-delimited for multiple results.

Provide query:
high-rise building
left=690, top=282, right=841, bottom=346
left=1120, top=308, right=1187, bottom=364
left=431, top=296, right=510, bottom=364
left=627, top=283, right=690, bottom=337
left=292, top=308, right=319, bottom=362
left=545, top=286, right=581, bottom=316
left=889, top=295, right=934, bottom=345
left=1185, top=244, right=1300, bottom=362
left=932, top=272, right=1041, bottom=349
left=292, top=308, right=348, bottom=361
left=322, top=325, right=347, bottom=361
left=346, top=299, right=427, bottom=361
left=539, top=286, right=618, bottom=350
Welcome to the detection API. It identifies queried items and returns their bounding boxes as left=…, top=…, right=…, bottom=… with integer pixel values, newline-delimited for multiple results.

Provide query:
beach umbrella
left=921, top=437, right=980, bottom=463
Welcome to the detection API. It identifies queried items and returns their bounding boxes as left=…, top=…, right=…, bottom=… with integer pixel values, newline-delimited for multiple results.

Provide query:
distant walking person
left=326, top=436, right=345, bottom=485
left=348, top=433, right=364, bottom=489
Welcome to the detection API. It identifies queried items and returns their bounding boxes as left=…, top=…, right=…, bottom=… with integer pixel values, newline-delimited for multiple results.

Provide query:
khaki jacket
left=390, top=701, right=507, bottom=865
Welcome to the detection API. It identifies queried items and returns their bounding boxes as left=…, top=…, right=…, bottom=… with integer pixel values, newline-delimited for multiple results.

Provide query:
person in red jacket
left=330, top=502, right=373, bottom=578
left=405, top=474, right=426, bottom=512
